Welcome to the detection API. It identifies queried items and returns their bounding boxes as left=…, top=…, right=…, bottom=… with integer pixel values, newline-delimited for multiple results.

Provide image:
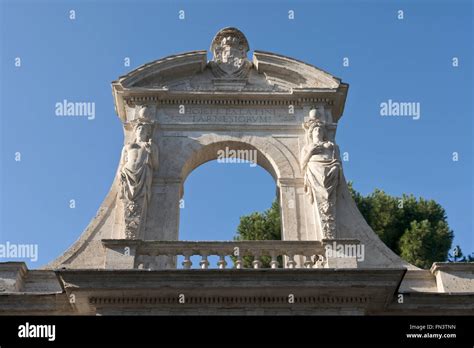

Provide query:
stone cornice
left=431, top=262, right=474, bottom=274
left=55, top=268, right=405, bottom=314
left=113, top=88, right=347, bottom=123
left=126, top=94, right=336, bottom=105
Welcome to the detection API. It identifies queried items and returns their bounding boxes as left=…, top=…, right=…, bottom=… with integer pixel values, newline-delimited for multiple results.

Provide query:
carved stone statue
left=119, top=117, right=159, bottom=239
left=300, top=109, right=341, bottom=239
left=210, top=27, right=252, bottom=78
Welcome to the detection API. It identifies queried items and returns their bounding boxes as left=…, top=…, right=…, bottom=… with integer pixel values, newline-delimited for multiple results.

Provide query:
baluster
left=182, top=252, right=192, bottom=269
left=252, top=252, right=262, bottom=269
left=136, top=255, right=145, bottom=270
left=199, top=253, right=209, bottom=269
left=270, top=252, right=279, bottom=269
left=234, top=255, right=243, bottom=269
left=142, top=255, right=150, bottom=270
left=217, top=254, right=227, bottom=269
left=286, top=253, right=296, bottom=269
left=303, top=254, right=313, bottom=269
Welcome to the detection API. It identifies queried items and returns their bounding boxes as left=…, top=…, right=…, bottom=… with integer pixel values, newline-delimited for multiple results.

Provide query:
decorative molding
left=89, top=295, right=369, bottom=306
left=126, top=97, right=334, bottom=106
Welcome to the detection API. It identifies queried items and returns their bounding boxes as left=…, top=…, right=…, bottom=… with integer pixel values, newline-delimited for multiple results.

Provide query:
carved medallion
left=210, top=27, right=252, bottom=79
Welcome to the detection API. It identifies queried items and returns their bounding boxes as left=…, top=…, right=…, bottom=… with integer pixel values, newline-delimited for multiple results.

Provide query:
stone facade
left=1, top=27, right=472, bottom=315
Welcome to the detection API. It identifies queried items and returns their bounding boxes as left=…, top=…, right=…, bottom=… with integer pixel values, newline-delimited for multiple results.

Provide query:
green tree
left=399, top=220, right=453, bottom=269
left=235, top=183, right=456, bottom=269
left=347, top=182, right=453, bottom=267
left=233, top=200, right=281, bottom=268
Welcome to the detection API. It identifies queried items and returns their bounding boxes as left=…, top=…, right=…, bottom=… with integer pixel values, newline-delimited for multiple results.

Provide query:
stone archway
left=145, top=135, right=304, bottom=243
left=46, top=27, right=413, bottom=270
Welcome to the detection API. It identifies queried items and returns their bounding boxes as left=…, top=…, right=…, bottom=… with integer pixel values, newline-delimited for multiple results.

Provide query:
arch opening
left=180, top=140, right=279, bottom=184
left=179, top=160, right=278, bottom=241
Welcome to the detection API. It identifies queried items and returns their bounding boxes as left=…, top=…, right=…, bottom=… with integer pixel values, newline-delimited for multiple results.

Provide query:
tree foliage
left=235, top=183, right=457, bottom=269
left=399, top=220, right=453, bottom=269
left=233, top=200, right=281, bottom=268
left=347, top=182, right=454, bottom=268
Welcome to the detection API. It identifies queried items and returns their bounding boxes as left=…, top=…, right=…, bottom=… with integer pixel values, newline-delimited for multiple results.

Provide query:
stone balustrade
left=102, top=239, right=361, bottom=270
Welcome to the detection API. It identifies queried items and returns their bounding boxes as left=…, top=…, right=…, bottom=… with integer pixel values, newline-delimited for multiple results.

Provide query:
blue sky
left=0, top=0, right=472, bottom=267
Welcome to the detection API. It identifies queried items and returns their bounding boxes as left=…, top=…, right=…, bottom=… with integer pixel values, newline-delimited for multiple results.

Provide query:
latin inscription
left=191, top=108, right=274, bottom=123
left=157, top=107, right=298, bottom=124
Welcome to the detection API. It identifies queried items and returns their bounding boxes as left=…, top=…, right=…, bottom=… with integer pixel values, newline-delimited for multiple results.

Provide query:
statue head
left=304, top=117, right=326, bottom=144
left=130, top=105, right=154, bottom=142
left=137, top=105, right=153, bottom=119
left=132, top=119, right=154, bottom=142
left=309, top=108, right=318, bottom=120
left=311, top=123, right=326, bottom=143
left=305, top=108, right=327, bottom=144
left=309, top=107, right=327, bottom=121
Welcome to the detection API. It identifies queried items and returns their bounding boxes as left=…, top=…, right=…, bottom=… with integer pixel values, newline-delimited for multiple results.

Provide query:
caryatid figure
left=119, top=117, right=159, bottom=239
left=300, top=109, right=341, bottom=239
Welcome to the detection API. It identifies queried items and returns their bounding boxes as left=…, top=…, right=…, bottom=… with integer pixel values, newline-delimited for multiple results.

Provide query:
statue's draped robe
left=300, top=142, right=341, bottom=239
left=120, top=145, right=155, bottom=239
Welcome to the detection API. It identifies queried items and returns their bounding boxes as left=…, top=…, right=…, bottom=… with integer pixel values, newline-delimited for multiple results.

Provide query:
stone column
left=141, top=178, right=182, bottom=269
left=279, top=178, right=307, bottom=268
left=278, top=178, right=307, bottom=241
left=144, top=178, right=182, bottom=241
